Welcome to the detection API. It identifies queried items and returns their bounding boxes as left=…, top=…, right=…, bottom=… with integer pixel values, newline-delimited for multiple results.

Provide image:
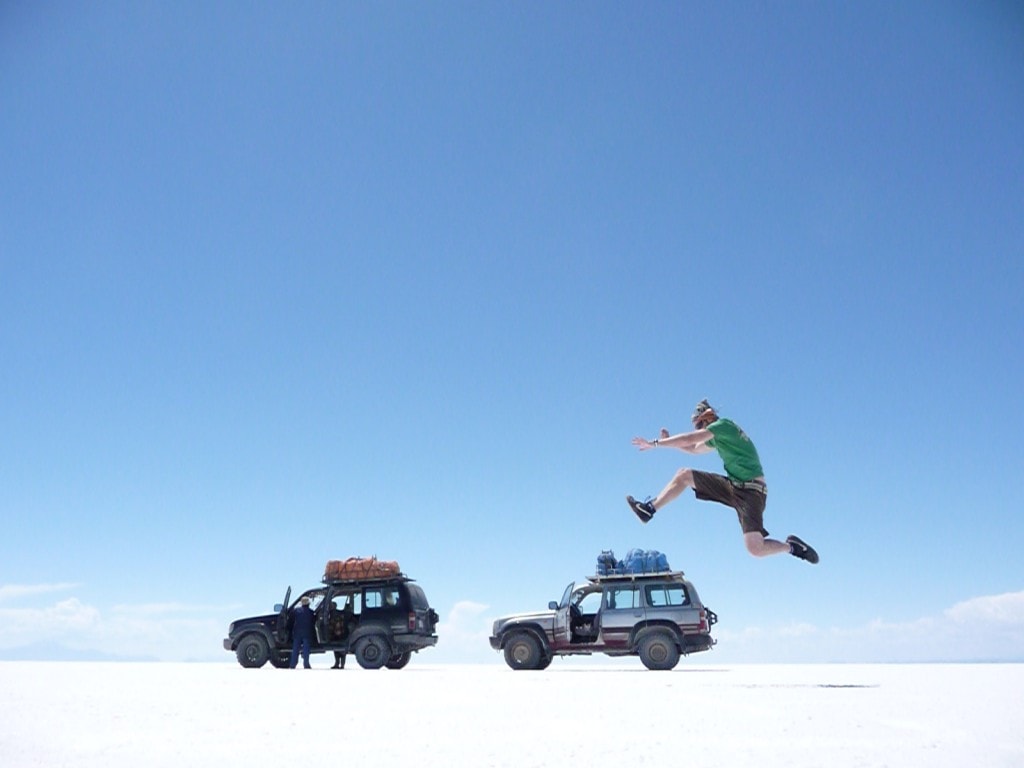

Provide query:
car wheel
left=638, top=630, right=680, bottom=671
left=503, top=632, right=543, bottom=670
left=268, top=651, right=291, bottom=669
left=236, top=635, right=270, bottom=669
left=385, top=651, right=412, bottom=670
left=354, top=635, right=391, bottom=670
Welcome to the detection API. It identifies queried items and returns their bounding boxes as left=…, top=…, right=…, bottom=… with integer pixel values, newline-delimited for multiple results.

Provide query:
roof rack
left=587, top=570, right=685, bottom=583
left=320, top=573, right=411, bottom=586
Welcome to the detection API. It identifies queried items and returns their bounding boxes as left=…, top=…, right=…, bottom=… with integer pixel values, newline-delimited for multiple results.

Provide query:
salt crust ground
left=1, top=661, right=1021, bottom=768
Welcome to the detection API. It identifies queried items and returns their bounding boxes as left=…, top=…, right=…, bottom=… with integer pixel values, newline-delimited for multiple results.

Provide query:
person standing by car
left=289, top=596, right=315, bottom=669
left=331, top=594, right=356, bottom=669
left=626, top=398, right=818, bottom=564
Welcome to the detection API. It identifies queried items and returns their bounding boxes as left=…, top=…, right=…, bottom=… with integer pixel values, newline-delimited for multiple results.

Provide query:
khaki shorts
left=692, top=470, right=769, bottom=536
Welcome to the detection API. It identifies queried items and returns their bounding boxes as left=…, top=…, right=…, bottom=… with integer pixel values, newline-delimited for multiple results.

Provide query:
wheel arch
left=347, top=621, right=393, bottom=647
left=630, top=620, right=684, bottom=652
left=230, top=625, right=277, bottom=652
left=498, top=623, right=551, bottom=655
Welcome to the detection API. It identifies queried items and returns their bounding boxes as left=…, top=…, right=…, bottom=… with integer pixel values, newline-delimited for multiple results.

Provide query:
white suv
left=489, top=571, right=716, bottom=671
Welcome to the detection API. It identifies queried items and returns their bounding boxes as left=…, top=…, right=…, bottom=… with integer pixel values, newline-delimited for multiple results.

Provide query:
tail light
left=408, top=612, right=417, bottom=631
left=699, top=609, right=708, bottom=632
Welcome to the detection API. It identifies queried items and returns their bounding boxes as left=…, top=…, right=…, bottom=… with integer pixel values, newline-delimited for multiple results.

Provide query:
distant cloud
left=111, top=602, right=234, bottom=617
left=0, top=587, right=230, bottom=662
left=0, top=597, right=102, bottom=647
left=945, top=591, right=1024, bottom=626
left=0, top=583, right=78, bottom=601
left=712, top=590, right=1024, bottom=663
left=433, top=600, right=497, bottom=664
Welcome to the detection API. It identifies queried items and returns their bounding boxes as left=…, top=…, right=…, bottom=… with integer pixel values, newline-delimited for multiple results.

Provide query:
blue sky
left=2, top=2, right=1022, bottom=663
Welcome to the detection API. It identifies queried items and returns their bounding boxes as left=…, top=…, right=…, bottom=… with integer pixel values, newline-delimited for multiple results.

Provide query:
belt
left=731, top=480, right=767, bottom=495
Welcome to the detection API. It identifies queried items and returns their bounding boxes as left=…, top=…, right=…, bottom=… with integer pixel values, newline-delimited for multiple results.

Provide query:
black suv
left=490, top=571, right=717, bottom=670
left=224, top=575, right=439, bottom=669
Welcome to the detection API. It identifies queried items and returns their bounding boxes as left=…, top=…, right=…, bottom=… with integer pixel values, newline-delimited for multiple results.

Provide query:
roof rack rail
left=320, top=573, right=411, bottom=585
left=587, top=570, right=685, bottom=583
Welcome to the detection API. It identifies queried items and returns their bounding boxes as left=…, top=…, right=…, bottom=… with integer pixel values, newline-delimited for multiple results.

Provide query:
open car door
left=275, top=586, right=292, bottom=644
left=552, top=582, right=574, bottom=645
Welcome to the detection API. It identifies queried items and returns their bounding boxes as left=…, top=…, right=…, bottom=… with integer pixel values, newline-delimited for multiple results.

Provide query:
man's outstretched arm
left=632, top=428, right=713, bottom=453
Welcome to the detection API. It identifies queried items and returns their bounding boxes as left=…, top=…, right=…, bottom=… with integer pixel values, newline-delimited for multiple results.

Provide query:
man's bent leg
left=743, top=532, right=791, bottom=558
left=653, top=468, right=697, bottom=510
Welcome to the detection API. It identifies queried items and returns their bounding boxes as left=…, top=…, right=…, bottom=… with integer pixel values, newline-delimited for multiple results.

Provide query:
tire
left=269, top=652, right=291, bottom=669
left=354, top=635, right=391, bottom=670
left=385, top=651, right=412, bottom=670
left=503, top=631, right=543, bottom=670
left=236, top=635, right=270, bottom=669
left=637, top=630, right=680, bottom=671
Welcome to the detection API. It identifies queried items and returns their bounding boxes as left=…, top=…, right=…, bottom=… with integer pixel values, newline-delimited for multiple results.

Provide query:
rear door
left=327, top=587, right=361, bottom=646
left=404, top=583, right=438, bottom=635
left=360, top=583, right=404, bottom=638
left=599, top=584, right=644, bottom=649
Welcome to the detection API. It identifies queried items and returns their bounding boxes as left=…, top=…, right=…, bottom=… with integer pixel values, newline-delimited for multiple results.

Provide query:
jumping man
left=627, top=399, right=819, bottom=564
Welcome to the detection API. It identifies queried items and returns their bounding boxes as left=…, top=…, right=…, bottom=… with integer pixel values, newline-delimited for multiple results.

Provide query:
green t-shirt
left=705, top=418, right=764, bottom=483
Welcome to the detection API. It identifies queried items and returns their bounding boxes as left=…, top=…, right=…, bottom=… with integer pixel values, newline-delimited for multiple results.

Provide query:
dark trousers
left=289, top=636, right=312, bottom=668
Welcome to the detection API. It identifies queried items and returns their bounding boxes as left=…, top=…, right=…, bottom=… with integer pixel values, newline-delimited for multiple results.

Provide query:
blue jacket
left=290, top=604, right=315, bottom=640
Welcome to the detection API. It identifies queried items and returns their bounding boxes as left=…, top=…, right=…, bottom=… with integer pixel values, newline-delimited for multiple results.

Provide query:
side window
left=332, top=593, right=359, bottom=614
left=364, top=587, right=401, bottom=609
left=645, top=585, right=689, bottom=607
left=604, top=587, right=641, bottom=610
left=576, top=590, right=603, bottom=615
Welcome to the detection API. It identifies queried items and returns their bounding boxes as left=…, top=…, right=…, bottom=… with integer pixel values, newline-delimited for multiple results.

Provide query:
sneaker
left=626, top=495, right=656, bottom=523
left=786, top=535, right=819, bottom=564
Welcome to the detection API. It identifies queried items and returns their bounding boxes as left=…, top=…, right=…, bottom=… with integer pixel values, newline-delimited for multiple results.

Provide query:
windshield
left=293, top=589, right=326, bottom=611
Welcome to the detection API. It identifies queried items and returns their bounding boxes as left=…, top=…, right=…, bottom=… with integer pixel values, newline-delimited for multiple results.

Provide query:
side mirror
left=274, top=604, right=283, bottom=612
left=548, top=601, right=559, bottom=610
